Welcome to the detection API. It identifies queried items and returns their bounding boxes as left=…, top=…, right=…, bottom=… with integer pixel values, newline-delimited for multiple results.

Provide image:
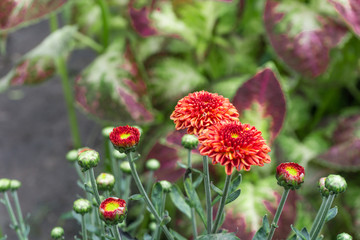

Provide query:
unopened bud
left=120, top=161, right=132, bottom=174
left=181, top=134, right=199, bottom=150
left=0, top=178, right=11, bottom=192
left=66, top=149, right=78, bottom=163
left=51, top=226, right=65, bottom=239
left=146, top=159, right=160, bottom=171
left=160, top=180, right=172, bottom=193
left=337, top=233, right=352, bottom=240
left=73, top=198, right=92, bottom=215
left=96, top=173, right=115, bottom=191
left=318, top=177, right=330, bottom=197
left=325, top=174, right=347, bottom=194
left=78, top=150, right=100, bottom=172
left=9, top=180, right=21, bottom=191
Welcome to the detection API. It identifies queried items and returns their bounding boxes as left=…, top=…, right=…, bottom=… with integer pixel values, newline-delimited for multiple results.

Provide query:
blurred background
left=0, top=0, right=360, bottom=239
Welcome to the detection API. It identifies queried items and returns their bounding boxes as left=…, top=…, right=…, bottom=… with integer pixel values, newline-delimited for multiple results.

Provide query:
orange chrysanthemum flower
left=170, top=91, right=239, bottom=135
left=109, top=126, right=140, bottom=153
left=199, top=121, right=271, bottom=175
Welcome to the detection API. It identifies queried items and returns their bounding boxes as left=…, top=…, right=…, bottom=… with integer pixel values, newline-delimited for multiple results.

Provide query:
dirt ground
left=0, top=20, right=103, bottom=239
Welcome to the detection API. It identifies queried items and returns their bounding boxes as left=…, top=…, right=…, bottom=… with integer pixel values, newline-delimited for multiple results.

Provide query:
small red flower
left=276, top=162, right=305, bottom=190
left=199, top=121, right=271, bottom=175
left=99, top=197, right=127, bottom=225
left=109, top=126, right=140, bottom=153
left=170, top=91, right=239, bottom=135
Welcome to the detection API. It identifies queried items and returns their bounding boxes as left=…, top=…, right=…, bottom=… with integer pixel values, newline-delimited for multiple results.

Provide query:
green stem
left=109, top=141, right=122, bottom=197
left=112, top=225, right=122, bottom=240
left=126, top=152, right=174, bottom=240
left=74, top=163, right=85, bottom=183
left=49, top=14, right=59, bottom=32
left=188, top=149, right=198, bottom=238
left=154, top=193, right=167, bottom=240
left=3, top=193, right=24, bottom=240
left=203, top=156, right=213, bottom=234
left=123, top=175, right=132, bottom=202
left=81, top=214, right=88, bottom=240
left=96, top=208, right=106, bottom=240
left=212, top=173, right=232, bottom=234
left=89, top=168, right=101, bottom=206
left=95, top=0, right=110, bottom=49
left=267, top=188, right=290, bottom=240
left=311, top=194, right=335, bottom=240
left=11, top=191, right=27, bottom=240
left=309, top=196, right=327, bottom=237
left=73, top=32, right=103, bottom=53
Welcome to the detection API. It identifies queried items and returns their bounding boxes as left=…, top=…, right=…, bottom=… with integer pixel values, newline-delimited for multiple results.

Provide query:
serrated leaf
left=0, top=0, right=67, bottom=33
left=226, top=189, right=241, bottom=205
left=328, top=0, right=360, bottom=36
left=0, top=26, right=77, bottom=91
left=196, top=232, right=240, bottom=240
left=75, top=42, right=154, bottom=123
left=129, top=194, right=144, bottom=201
left=184, top=177, right=206, bottom=228
left=325, top=206, right=338, bottom=222
left=151, top=182, right=164, bottom=214
left=232, top=68, right=286, bottom=143
left=264, top=0, right=347, bottom=77
left=169, top=185, right=191, bottom=219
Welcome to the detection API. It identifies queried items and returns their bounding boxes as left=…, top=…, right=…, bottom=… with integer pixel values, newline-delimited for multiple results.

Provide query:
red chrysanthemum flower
left=109, top=126, right=140, bottom=153
left=199, top=121, right=271, bottom=175
left=276, top=162, right=305, bottom=190
left=170, top=91, right=239, bottom=135
left=99, top=197, right=127, bottom=225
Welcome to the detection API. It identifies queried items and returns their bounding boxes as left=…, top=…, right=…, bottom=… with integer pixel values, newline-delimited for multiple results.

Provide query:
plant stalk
left=95, top=0, right=110, bottom=49
left=203, top=156, right=213, bottom=234
left=187, top=149, right=198, bottom=238
left=81, top=214, right=88, bottom=240
left=3, top=192, right=24, bottom=240
left=212, top=173, right=232, bottom=234
left=89, top=168, right=101, bottom=206
left=126, top=152, right=174, bottom=240
left=267, top=188, right=290, bottom=240
left=11, top=191, right=27, bottom=240
left=112, top=225, right=122, bottom=240
left=309, top=196, right=327, bottom=237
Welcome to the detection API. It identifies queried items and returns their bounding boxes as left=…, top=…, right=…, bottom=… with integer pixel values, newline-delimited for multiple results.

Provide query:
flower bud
left=99, top=197, right=127, bottom=225
left=318, top=177, right=330, bottom=197
left=325, top=174, right=347, bottom=194
left=109, top=126, right=140, bottom=153
left=77, top=147, right=93, bottom=156
left=66, top=149, right=78, bottom=163
left=160, top=180, right=172, bottom=193
left=119, top=161, right=132, bottom=174
left=9, top=179, right=21, bottom=191
left=0, top=178, right=11, bottom=192
left=113, top=150, right=127, bottom=160
left=96, top=173, right=115, bottom=191
left=73, top=198, right=92, bottom=215
left=146, top=159, right=160, bottom=171
left=181, top=134, right=199, bottom=150
left=276, top=162, right=305, bottom=190
left=78, top=150, right=100, bottom=172
left=149, top=222, right=157, bottom=232
left=102, top=126, right=114, bottom=138
left=337, top=233, right=352, bottom=240
left=51, top=226, right=65, bottom=239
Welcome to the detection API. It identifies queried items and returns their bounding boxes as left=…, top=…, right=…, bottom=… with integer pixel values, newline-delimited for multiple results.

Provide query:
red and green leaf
left=232, top=68, right=286, bottom=144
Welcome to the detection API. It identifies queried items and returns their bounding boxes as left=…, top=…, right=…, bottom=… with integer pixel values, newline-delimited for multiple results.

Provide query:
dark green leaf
left=225, top=189, right=241, bottom=205
left=262, top=215, right=270, bottom=233
left=252, top=215, right=270, bottom=240
left=151, top=182, right=163, bottom=215
left=193, top=173, right=204, bottom=189
left=290, top=225, right=310, bottom=240
left=325, top=206, right=338, bottom=222
left=212, top=195, right=221, bottom=206
left=196, top=232, right=240, bottom=240
left=170, top=229, right=187, bottom=240
left=169, top=185, right=191, bottom=219
left=128, top=194, right=144, bottom=201
left=211, top=182, right=223, bottom=196
left=184, top=178, right=206, bottom=228
left=229, top=174, right=242, bottom=193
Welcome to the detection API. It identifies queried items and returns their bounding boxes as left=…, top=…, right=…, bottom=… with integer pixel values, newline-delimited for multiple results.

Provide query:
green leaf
left=151, top=182, right=164, bottom=215
left=211, top=182, right=223, bottom=196
left=212, top=195, right=221, bottom=206
left=252, top=215, right=270, bottom=240
left=225, top=189, right=241, bottom=205
left=325, top=206, right=338, bottom=222
left=193, top=173, right=204, bottom=189
left=128, top=194, right=144, bottom=201
left=184, top=177, right=206, bottom=228
left=229, top=174, right=242, bottom=193
left=290, top=225, right=310, bottom=240
left=196, top=232, right=240, bottom=240
left=170, top=229, right=187, bottom=240
left=169, top=185, right=191, bottom=219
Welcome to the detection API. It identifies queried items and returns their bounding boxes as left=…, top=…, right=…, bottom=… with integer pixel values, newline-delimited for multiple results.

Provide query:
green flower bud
left=113, top=150, right=127, bottom=160
left=73, top=198, right=92, bottom=215
left=337, top=233, right=353, bottom=240
left=66, top=149, right=78, bottom=163
left=149, top=213, right=156, bottom=221
left=51, top=226, right=65, bottom=239
left=160, top=180, right=172, bottom=193
left=102, top=126, right=114, bottom=138
left=149, top=222, right=157, bottom=232
left=325, top=174, right=347, bottom=194
left=318, top=177, right=330, bottom=197
left=78, top=150, right=100, bottom=172
left=162, top=213, right=171, bottom=225
left=0, top=178, right=11, bottom=192
left=120, top=161, right=132, bottom=174
left=9, top=180, right=21, bottom=191
left=96, top=173, right=115, bottom=191
left=181, top=134, right=199, bottom=150
left=146, top=159, right=160, bottom=171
